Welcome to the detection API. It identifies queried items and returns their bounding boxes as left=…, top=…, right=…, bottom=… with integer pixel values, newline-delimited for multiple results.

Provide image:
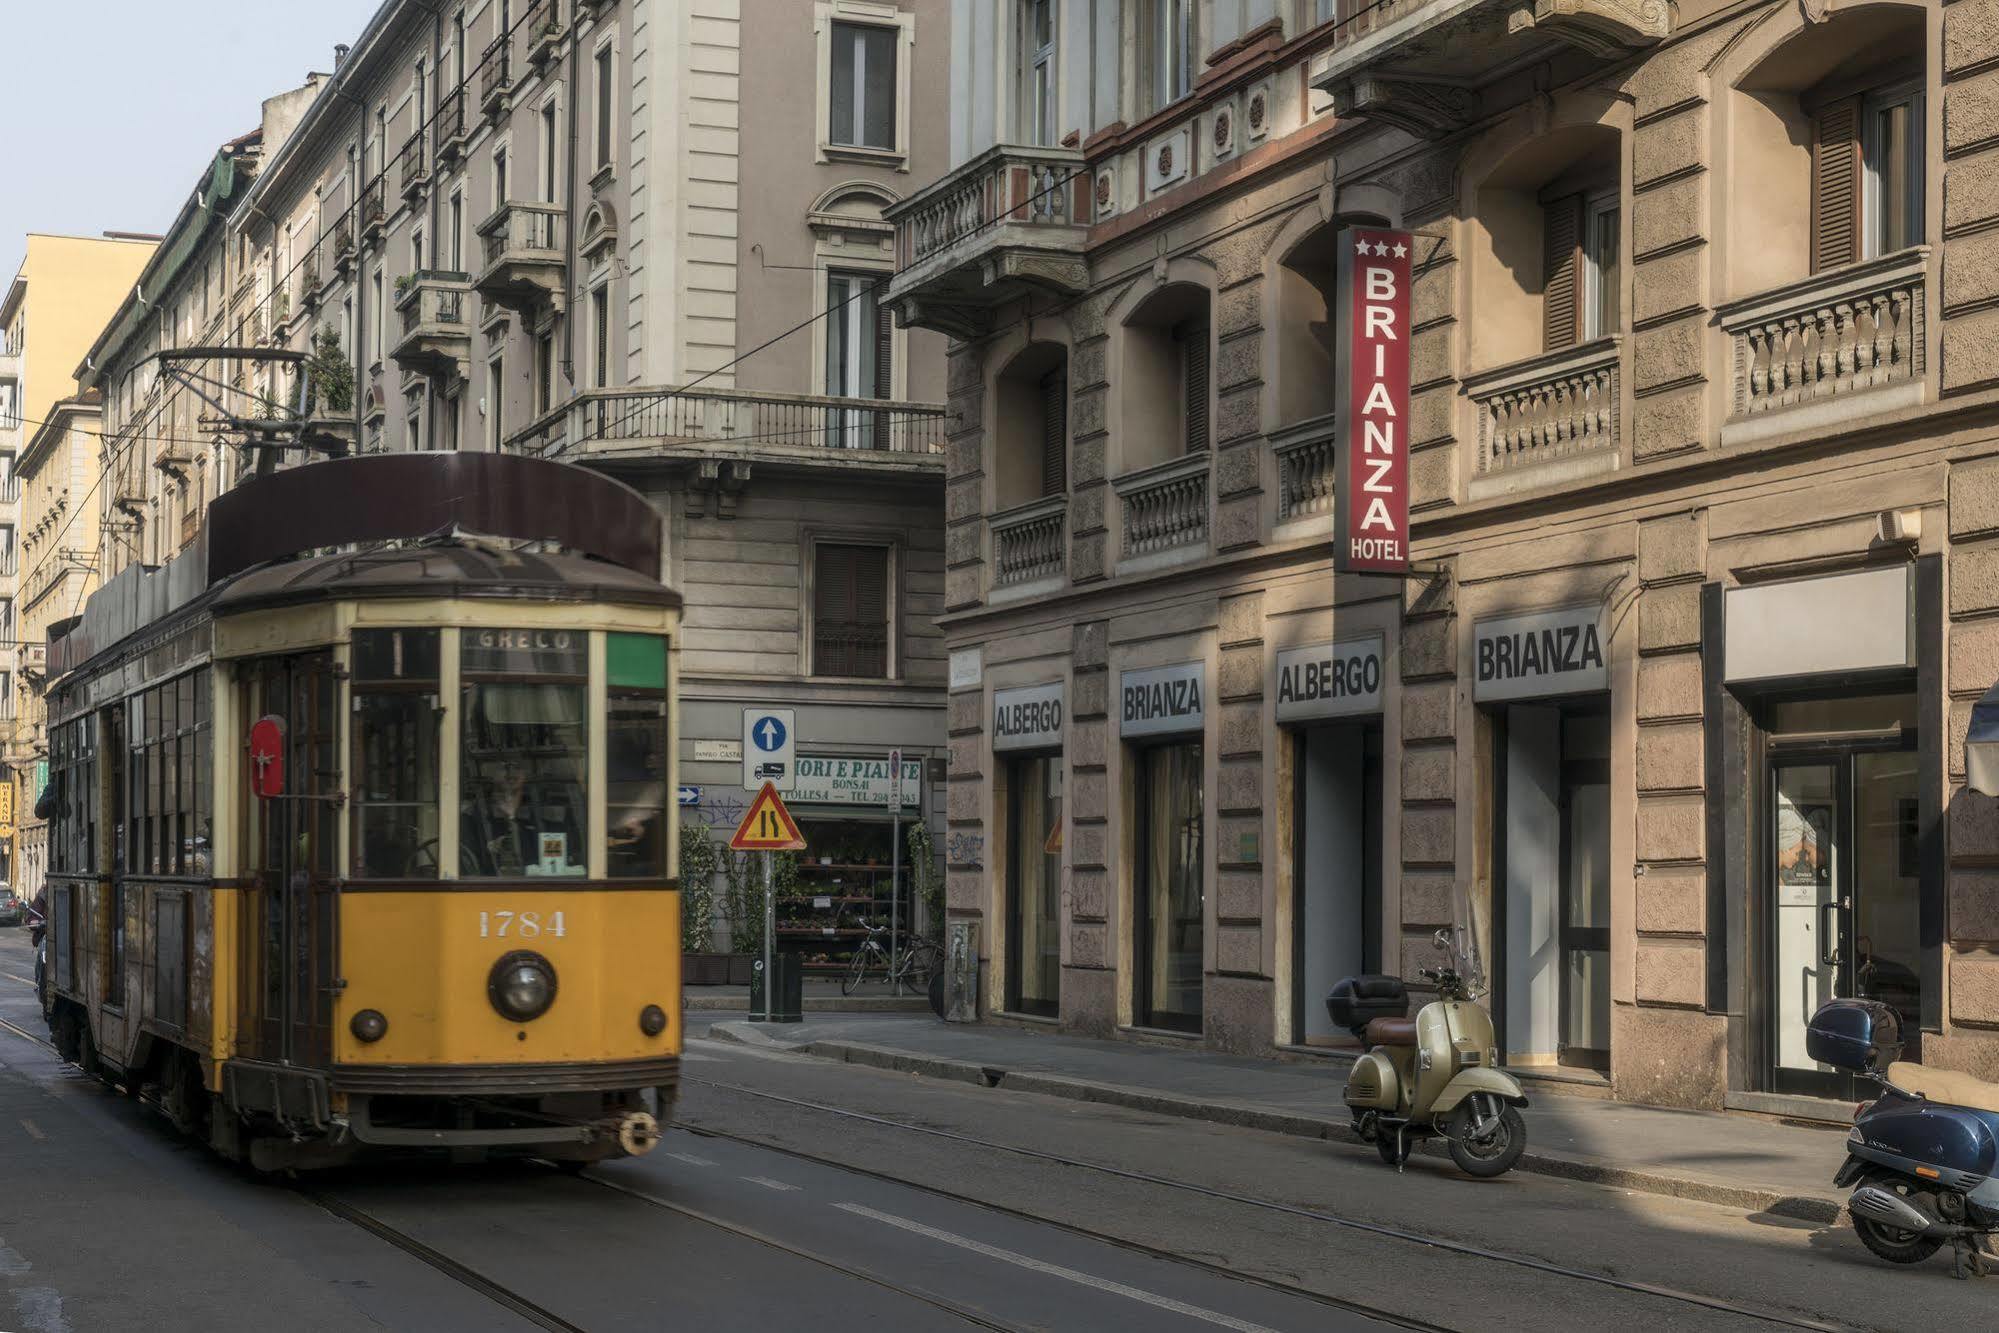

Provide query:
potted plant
left=721, top=846, right=761, bottom=984
left=678, top=822, right=729, bottom=984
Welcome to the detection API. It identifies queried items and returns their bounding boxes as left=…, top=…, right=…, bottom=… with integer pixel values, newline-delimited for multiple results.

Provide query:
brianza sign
left=1334, top=227, right=1413, bottom=575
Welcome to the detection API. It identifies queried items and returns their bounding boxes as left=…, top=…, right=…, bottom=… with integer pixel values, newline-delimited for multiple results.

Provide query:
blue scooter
left=1809, top=998, right=1999, bottom=1279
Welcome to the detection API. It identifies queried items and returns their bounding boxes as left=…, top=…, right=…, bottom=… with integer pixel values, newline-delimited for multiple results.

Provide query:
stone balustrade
left=1719, top=248, right=1927, bottom=431
left=1114, top=454, right=1210, bottom=559
left=990, top=496, right=1066, bottom=589
left=1272, top=416, right=1335, bottom=524
left=1465, top=337, right=1621, bottom=475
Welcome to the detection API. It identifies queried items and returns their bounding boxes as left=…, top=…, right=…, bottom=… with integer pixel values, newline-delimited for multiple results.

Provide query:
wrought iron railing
left=397, top=272, right=472, bottom=336
left=480, top=200, right=565, bottom=266
left=512, top=384, right=950, bottom=457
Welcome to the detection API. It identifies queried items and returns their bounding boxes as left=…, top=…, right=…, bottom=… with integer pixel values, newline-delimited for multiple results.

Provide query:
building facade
left=0, top=233, right=156, bottom=885
left=896, top=0, right=1999, bottom=1112
left=11, top=393, right=105, bottom=898
left=75, top=0, right=962, bottom=953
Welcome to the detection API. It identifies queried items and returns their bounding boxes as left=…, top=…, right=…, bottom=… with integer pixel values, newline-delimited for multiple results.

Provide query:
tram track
left=679, top=1074, right=1851, bottom=1333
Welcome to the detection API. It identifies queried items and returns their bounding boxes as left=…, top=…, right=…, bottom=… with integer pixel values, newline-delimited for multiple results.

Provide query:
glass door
left=1559, top=713, right=1610, bottom=1069
left=1769, top=748, right=1920, bottom=1096
left=1135, top=740, right=1204, bottom=1032
left=1005, top=754, right=1063, bottom=1018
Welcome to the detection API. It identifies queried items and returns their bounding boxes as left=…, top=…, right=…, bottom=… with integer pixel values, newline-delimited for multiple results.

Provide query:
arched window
left=993, top=342, right=1068, bottom=510
left=1118, top=284, right=1212, bottom=474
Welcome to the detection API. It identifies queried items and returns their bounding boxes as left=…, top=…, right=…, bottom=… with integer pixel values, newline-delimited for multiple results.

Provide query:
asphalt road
left=0, top=928, right=1986, bottom=1331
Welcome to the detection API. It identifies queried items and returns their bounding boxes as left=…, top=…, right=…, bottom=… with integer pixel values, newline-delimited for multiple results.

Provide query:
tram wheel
left=164, top=1053, right=210, bottom=1138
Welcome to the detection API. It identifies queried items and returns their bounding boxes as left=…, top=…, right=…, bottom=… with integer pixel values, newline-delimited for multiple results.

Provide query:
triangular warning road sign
left=730, top=781, right=807, bottom=852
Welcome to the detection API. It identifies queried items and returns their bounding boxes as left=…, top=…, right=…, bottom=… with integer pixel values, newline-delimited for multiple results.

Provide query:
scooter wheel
left=1446, top=1099, right=1527, bottom=1178
left=1852, top=1185, right=1945, bottom=1265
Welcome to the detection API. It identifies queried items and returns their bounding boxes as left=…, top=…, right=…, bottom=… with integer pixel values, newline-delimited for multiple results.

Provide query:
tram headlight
left=488, top=951, right=558, bottom=1022
left=350, top=1009, right=388, bottom=1043
left=639, top=1004, right=668, bottom=1037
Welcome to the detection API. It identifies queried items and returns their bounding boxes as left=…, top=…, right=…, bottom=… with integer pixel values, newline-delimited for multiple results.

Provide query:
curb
left=684, top=995, right=932, bottom=1013
left=795, top=1038, right=1845, bottom=1225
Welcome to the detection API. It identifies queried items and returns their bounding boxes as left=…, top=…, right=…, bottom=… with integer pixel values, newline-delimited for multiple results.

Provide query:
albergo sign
left=1334, top=226, right=1413, bottom=575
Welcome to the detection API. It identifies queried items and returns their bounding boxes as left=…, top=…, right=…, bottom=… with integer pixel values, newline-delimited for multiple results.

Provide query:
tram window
left=352, top=629, right=441, bottom=879
left=607, top=633, right=669, bottom=878
left=49, top=717, right=98, bottom=874
left=459, top=629, right=587, bottom=878
left=126, top=672, right=212, bottom=877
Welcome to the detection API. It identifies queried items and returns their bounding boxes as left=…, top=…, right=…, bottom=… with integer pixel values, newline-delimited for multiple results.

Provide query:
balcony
left=272, top=287, right=293, bottom=340
left=392, top=272, right=473, bottom=380
left=0, top=347, right=17, bottom=387
left=398, top=131, right=429, bottom=201
left=475, top=201, right=567, bottom=314
left=1308, top=1, right=1669, bottom=139
left=1271, top=416, right=1335, bottom=532
left=884, top=145, right=1090, bottom=340
left=480, top=36, right=513, bottom=118
left=332, top=218, right=357, bottom=275
left=525, top=0, right=565, bottom=68
left=990, top=496, right=1067, bottom=596
left=1464, top=336, right=1621, bottom=496
left=1716, top=248, right=1928, bottom=448
left=299, top=248, right=323, bottom=306
left=360, top=178, right=388, bottom=244
left=511, top=385, right=949, bottom=462
left=1114, top=454, right=1210, bottom=571
left=437, top=88, right=469, bottom=164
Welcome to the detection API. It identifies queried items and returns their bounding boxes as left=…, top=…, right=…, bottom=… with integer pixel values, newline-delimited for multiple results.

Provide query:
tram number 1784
left=478, top=910, right=568, bottom=939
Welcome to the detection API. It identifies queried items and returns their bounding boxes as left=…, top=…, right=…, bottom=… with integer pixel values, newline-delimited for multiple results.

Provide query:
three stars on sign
left=1355, top=237, right=1409, bottom=258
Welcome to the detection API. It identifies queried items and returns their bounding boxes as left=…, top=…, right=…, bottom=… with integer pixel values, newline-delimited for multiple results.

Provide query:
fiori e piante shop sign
left=1334, top=226, right=1413, bottom=576
left=792, top=756, right=923, bottom=808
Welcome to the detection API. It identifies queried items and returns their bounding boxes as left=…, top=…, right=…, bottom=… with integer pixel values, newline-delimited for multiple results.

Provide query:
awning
left=1968, top=680, right=1999, bottom=796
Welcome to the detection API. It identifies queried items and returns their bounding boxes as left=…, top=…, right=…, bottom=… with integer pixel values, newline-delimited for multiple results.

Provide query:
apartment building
left=0, top=234, right=155, bottom=885
left=79, top=81, right=323, bottom=584
left=201, top=0, right=954, bottom=946
left=897, top=0, right=1999, bottom=1113
left=10, top=393, right=105, bottom=897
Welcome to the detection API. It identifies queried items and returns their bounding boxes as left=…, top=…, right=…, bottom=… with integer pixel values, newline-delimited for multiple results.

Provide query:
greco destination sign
left=1276, top=635, right=1384, bottom=722
left=1333, top=226, right=1413, bottom=575
left=992, top=681, right=1064, bottom=752
left=1120, top=662, right=1206, bottom=738
left=1473, top=605, right=1606, bottom=702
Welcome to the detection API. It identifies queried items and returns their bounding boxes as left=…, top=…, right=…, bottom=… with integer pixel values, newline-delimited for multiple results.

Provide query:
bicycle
left=842, top=919, right=943, bottom=997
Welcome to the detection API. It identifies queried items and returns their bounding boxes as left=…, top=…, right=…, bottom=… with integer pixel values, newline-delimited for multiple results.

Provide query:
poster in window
left=1776, top=795, right=1831, bottom=905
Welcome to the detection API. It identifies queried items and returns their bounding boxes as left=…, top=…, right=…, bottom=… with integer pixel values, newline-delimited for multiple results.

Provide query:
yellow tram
left=38, top=452, right=683, bottom=1170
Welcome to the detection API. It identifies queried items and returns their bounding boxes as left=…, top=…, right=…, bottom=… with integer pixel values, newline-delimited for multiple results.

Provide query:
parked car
left=0, top=887, right=20, bottom=927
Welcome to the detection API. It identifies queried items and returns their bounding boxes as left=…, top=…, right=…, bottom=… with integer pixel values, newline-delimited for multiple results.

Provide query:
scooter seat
left=1887, top=1061, right=1999, bottom=1115
left=1366, top=1017, right=1420, bottom=1047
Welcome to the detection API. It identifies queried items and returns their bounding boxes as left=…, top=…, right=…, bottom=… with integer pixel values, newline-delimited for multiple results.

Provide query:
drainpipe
left=561, top=14, right=581, bottom=388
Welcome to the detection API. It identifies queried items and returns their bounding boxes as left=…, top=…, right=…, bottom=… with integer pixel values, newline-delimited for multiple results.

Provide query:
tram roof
left=48, top=453, right=671, bottom=681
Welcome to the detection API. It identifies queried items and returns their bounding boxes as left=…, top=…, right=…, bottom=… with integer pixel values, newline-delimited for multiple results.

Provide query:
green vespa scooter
left=1327, top=924, right=1529, bottom=1176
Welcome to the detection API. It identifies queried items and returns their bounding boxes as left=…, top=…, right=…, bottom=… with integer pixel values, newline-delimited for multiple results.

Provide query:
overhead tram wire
left=7, top=6, right=562, bottom=608
left=545, top=174, right=1331, bottom=465
left=540, top=163, right=1097, bottom=462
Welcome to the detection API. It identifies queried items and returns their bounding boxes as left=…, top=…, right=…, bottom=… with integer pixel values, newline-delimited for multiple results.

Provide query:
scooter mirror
left=1433, top=927, right=1452, bottom=951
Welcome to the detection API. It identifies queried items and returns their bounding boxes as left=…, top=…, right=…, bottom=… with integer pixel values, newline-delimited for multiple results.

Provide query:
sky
left=0, top=0, right=384, bottom=282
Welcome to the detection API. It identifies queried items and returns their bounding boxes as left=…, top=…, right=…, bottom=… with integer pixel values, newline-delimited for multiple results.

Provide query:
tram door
left=242, top=652, right=341, bottom=1066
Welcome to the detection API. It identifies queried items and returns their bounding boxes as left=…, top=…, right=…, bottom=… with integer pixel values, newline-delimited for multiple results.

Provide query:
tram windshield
left=460, top=630, right=588, bottom=878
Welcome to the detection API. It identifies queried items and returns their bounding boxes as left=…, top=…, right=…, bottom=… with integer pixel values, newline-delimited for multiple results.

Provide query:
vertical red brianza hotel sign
left=1333, top=226, right=1413, bottom=575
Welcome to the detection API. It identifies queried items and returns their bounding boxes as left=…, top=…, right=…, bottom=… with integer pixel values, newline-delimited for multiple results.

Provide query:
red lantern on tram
left=249, top=716, right=286, bottom=799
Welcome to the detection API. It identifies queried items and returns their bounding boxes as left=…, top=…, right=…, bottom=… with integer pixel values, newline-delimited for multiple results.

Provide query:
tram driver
left=461, top=760, right=584, bottom=877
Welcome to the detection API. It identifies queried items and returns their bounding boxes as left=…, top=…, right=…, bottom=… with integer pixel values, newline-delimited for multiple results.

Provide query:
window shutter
left=1543, top=193, right=1583, bottom=353
left=873, top=297, right=894, bottom=399
left=813, top=544, right=890, bottom=678
left=1040, top=366, right=1068, bottom=496
left=1181, top=323, right=1210, bottom=453
left=1812, top=96, right=1863, bottom=273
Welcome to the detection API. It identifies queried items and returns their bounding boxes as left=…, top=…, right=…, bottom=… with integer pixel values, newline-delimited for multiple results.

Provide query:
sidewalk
left=683, top=980, right=930, bottom=1013
left=704, top=1014, right=1855, bottom=1221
